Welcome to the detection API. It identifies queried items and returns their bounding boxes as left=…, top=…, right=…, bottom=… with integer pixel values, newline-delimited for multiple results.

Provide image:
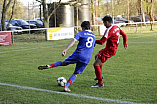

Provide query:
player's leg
left=64, top=73, right=78, bottom=92
left=94, top=53, right=104, bottom=80
left=94, top=64, right=104, bottom=80
left=64, top=62, right=87, bottom=92
left=38, top=53, right=77, bottom=70
left=92, top=53, right=109, bottom=87
left=38, top=61, right=69, bottom=70
left=92, top=57, right=104, bottom=86
left=49, top=61, right=68, bottom=68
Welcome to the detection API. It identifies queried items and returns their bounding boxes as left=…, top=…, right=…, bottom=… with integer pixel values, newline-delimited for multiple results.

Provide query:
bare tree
left=36, top=0, right=61, bottom=28
left=6, top=0, right=16, bottom=29
left=146, top=0, right=154, bottom=21
left=1, top=0, right=16, bottom=31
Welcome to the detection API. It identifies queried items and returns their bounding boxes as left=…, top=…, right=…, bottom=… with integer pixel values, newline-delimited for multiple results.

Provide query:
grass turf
left=0, top=31, right=157, bottom=104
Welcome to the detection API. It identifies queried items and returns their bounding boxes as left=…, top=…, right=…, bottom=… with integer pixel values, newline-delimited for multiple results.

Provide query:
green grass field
left=0, top=30, right=157, bottom=104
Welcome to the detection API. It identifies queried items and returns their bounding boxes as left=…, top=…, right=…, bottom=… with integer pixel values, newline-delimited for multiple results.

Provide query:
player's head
left=81, top=21, right=90, bottom=30
left=102, top=15, right=113, bottom=23
left=102, top=15, right=112, bottom=28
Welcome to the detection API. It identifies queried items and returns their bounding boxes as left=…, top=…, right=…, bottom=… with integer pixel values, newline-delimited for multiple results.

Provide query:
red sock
left=50, top=64, right=55, bottom=68
left=100, top=64, right=102, bottom=71
left=94, top=66, right=103, bottom=85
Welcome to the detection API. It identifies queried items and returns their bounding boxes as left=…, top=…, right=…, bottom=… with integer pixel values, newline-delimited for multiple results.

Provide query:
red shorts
left=98, top=49, right=112, bottom=63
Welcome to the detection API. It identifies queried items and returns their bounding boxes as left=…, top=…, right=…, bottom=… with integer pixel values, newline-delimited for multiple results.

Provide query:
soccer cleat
left=38, top=65, right=50, bottom=70
left=64, top=87, right=71, bottom=92
left=94, top=75, right=104, bottom=80
left=91, top=83, right=104, bottom=87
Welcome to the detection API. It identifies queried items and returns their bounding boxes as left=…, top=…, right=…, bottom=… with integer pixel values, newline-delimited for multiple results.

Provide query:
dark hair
left=81, top=21, right=90, bottom=30
left=102, top=15, right=113, bottom=23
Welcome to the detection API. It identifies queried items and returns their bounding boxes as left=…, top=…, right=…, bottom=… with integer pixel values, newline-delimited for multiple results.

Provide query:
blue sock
left=49, top=61, right=62, bottom=68
left=66, top=74, right=77, bottom=87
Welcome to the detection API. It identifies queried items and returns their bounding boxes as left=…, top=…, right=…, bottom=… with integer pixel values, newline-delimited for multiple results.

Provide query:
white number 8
left=86, top=37, right=93, bottom=48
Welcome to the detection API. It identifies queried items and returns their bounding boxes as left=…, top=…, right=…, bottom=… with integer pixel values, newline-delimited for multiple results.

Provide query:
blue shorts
left=64, top=55, right=88, bottom=74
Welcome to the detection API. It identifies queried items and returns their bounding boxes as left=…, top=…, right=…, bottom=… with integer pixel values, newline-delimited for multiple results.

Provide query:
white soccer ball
left=57, top=77, right=67, bottom=87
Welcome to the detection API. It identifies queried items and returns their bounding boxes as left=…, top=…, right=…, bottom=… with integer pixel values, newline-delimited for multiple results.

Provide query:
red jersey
left=96, top=25, right=127, bottom=58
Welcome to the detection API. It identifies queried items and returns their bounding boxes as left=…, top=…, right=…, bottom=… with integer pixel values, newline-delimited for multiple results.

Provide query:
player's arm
left=62, top=39, right=77, bottom=56
left=95, top=36, right=107, bottom=45
left=120, top=29, right=128, bottom=49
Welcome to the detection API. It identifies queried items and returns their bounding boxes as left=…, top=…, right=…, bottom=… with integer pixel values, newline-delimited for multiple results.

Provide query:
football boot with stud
left=91, top=83, right=104, bottom=87
left=38, top=65, right=50, bottom=70
left=64, top=87, right=71, bottom=92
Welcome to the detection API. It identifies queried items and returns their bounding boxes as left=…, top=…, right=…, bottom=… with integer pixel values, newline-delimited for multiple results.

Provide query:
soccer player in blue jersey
left=38, top=21, right=96, bottom=92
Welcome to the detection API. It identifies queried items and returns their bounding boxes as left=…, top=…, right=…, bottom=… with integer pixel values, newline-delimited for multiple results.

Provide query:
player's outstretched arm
left=96, top=37, right=107, bottom=45
left=120, top=29, right=128, bottom=49
left=62, top=39, right=76, bottom=56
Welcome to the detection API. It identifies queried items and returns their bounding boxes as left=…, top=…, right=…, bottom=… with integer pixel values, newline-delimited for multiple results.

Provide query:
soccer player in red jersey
left=91, top=15, right=128, bottom=87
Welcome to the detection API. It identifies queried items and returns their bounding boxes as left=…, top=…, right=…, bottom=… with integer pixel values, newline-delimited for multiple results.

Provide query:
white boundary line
left=0, top=82, right=142, bottom=104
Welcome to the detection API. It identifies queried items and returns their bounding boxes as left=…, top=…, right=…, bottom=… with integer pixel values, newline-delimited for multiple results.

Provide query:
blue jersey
left=72, top=30, right=96, bottom=64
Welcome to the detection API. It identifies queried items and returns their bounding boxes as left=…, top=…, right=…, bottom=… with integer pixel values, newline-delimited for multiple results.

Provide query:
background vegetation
left=1, top=0, right=157, bottom=24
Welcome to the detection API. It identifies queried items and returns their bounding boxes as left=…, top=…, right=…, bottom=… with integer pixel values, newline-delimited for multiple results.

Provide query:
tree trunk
left=42, top=0, right=61, bottom=28
left=2, top=0, right=7, bottom=31
left=42, top=0, right=49, bottom=28
left=1, top=0, right=12, bottom=31
left=148, top=0, right=154, bottom=21
left=7, top=0, right=16, bottom=29
left=91, top=0, right=95, bottom=25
